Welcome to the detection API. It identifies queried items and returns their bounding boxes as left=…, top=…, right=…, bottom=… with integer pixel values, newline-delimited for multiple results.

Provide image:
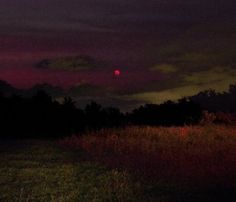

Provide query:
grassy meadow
left=1, top=125, right=236, bottom=201
left=0, top=140, right=136, bottom=201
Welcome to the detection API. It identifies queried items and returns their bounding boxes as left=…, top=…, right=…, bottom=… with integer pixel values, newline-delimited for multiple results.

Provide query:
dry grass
left=60, top=125, right=236, bottom=188
left=1, top=125, right=236, bottom=201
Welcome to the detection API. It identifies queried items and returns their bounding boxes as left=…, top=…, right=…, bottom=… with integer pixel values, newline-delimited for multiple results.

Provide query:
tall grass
left=60, top=125, right=236, bottom=188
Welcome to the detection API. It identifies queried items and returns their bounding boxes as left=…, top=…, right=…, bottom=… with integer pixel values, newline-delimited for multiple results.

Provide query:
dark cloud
left=0, top=0, right=235, bottom=109
left=36, top=55, right=104, bottom=71
left=0, top=0, right=235, bottom=34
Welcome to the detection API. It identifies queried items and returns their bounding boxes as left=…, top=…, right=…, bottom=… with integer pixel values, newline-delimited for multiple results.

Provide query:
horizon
left=0, top=79, right=236, bottom=112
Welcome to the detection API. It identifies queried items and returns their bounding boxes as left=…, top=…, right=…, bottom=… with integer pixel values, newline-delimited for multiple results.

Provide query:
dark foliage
left=0, top=82, right=235, bottom=138
left=0, top=92, right=124, bottom=138
left=0, top=91, right=201, bottom=139
left=190, top=84, right=236, bottom=114
left=129, top=98, right=202, bottom=126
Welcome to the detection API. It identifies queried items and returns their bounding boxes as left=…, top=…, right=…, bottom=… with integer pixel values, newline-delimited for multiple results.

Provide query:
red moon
left=114, top=69, right=121, bottom=76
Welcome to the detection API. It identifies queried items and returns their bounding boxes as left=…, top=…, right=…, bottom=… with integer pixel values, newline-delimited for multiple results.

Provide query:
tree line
left=0, top=84, right=235, bottom=139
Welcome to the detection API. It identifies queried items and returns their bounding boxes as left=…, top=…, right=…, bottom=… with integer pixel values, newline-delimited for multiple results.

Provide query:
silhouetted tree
left=190, top=84, right=236, bottom=113
left=0, top=82, right=235, bottom=139
left=84, top=102, right=103, bottom=130
left=129, top=98, right=202, bottom=126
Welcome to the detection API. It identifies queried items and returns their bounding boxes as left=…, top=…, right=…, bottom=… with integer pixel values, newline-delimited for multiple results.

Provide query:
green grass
left=0, top=140, right=137, bottom=201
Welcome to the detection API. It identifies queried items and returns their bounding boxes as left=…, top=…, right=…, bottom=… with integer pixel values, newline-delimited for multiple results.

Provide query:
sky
left=0, top=0, right=235, bottom=110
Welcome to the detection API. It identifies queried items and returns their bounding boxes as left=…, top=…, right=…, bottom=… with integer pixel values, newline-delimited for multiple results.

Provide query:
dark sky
left=0, top=0, right=235, bottom=110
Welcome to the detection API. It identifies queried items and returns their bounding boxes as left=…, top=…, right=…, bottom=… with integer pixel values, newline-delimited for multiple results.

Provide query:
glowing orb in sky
left=114, top=69, right=121, bottom=76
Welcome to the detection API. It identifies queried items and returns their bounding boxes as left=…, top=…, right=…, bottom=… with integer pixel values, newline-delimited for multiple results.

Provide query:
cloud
left=1, top=0, right=235, bottom=35
left=121, top=83, right=231, bottom=105
left=183, top=66, right=236, bottom=85
left=68, top=82, right=111, bottom=96
left=36, top=55, right=103, bottom=71
left=149, top=64, right=177, bottom=73
left=121, top=66, right=236, bottom=104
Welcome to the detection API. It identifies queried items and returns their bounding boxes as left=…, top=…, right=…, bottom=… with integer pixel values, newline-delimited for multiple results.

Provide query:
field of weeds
left=60, top=125, right=236, bottom=201
left=1, top=125, right=236, bottom=201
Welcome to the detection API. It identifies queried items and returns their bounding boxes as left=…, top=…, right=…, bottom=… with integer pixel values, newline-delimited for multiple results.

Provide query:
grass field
left=0, top=140, right=137, bottom=201
left=60, top=125, right=236, bottom=201
left=1, top=125, right=236, bottom=201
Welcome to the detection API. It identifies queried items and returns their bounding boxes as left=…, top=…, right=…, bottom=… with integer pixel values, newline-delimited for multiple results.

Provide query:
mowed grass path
left=0, top=140, right=136, bottom=202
